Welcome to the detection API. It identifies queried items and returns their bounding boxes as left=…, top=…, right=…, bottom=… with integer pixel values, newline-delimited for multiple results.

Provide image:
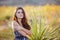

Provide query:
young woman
left=13, top=7, right=32, bottom=40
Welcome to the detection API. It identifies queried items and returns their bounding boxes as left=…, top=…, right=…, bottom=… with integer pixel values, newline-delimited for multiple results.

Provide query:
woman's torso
left=14, top=30, right=28, bottom=40
left=13, top=21, right=28, bottom=40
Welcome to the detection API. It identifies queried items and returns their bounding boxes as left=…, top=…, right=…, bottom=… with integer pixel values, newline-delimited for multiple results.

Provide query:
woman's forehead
left=17, top=9, right=23, bottom=12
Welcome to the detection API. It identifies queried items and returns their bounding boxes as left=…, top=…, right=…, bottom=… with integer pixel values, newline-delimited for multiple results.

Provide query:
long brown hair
left=14, top=7, right=31, bottom=30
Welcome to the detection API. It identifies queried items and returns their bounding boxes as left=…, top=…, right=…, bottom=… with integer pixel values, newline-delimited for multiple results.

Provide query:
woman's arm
left=18, top=30, right=29, bottom=38
left=13, top=21, right=32, bottom=36
left=18, top=26, right=32, bottom=35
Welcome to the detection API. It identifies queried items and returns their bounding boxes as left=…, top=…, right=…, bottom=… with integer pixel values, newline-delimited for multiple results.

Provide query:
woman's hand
left=24, top=30, right=32, bottom=35
left=16, top=26, right=32, bottom=36
left=13, top=21, right=32, bottom=37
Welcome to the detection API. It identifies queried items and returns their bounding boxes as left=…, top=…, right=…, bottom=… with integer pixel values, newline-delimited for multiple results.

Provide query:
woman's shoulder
left=13, top=20, right=17, bottom=23
left=13, top=20, right=18, bottom=26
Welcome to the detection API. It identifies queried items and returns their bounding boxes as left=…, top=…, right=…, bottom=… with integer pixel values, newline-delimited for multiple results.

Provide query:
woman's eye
left=18, top=12, right=20, bottom=13
left=17, top=12, right=23, bottom=13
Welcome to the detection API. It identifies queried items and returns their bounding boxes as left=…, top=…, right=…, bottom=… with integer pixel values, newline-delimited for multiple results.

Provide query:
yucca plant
left=27, top=12, right=60, bottom=40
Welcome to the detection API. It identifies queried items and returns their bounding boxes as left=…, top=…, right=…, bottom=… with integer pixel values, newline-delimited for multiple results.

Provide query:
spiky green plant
left=28, top=12, right=60, bottom=40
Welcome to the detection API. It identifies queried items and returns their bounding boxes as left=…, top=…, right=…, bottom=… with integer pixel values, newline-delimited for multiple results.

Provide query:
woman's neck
left=18, top=19, right=22, bottom=26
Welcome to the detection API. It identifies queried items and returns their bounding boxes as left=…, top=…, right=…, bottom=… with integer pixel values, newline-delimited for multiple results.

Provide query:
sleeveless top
left=13, top=21, right=28, bottom=40
left=14, top=30, right=28, bottom=40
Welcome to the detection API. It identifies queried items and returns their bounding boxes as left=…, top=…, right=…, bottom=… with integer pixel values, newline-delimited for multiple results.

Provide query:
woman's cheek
left=17, top=14, right=23, bottom=18
left=16, top=14, right=20, bottom=18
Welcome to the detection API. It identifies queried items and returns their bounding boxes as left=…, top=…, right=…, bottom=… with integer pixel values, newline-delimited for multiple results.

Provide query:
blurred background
left=0, top=0, right=60, bottom=40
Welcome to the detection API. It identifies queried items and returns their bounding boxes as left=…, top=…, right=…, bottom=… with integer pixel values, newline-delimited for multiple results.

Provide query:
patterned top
left=13, top=21, right=28, bottom=40
left=14, top=30, right=28, bottom=40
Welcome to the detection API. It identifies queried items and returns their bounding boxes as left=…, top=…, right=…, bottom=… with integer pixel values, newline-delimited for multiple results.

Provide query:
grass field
left=0, top=4, right=60, bottom=40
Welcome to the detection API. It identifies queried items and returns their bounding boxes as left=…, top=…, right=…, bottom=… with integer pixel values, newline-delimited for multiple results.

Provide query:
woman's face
left=16, top=9, right=24, bottom=19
